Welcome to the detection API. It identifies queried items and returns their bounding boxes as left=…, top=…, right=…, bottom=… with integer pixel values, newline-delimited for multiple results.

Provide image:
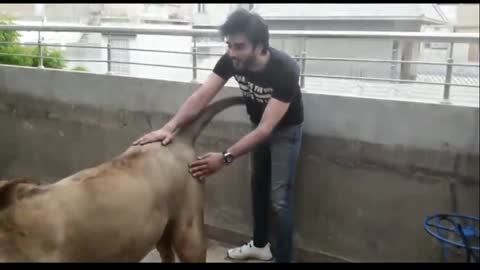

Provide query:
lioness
left=0, top=96, right=244, bottom=262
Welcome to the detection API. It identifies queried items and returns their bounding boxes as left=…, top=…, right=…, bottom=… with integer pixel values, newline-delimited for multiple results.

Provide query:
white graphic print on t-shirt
left=234, top=75, right=273, bottom=104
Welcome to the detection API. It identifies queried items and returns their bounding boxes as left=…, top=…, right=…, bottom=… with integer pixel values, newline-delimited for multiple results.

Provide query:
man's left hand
left=189, top=152, right=224, bottom=181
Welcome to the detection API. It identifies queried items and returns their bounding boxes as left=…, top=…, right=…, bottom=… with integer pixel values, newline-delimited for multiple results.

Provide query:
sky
left=438, top=4, right=457, bottom=24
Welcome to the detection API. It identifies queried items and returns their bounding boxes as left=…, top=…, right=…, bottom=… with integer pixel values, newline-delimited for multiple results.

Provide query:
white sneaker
left=226, top=240, right=273, bottom=261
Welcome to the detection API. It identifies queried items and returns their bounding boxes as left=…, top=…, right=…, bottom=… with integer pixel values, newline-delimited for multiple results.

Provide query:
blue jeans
left=251, top=123, right=303, bottom=262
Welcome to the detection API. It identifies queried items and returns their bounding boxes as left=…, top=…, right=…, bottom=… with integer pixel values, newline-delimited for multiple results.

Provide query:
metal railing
left=0, top=24, right=478, bottom=104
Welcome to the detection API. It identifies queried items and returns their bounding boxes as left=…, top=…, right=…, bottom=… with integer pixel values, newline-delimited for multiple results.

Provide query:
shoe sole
left=225, top=253, right=274, bottom=262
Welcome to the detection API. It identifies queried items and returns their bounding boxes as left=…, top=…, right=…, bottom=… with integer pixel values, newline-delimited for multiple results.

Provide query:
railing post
left=390, top=40, right=399, bottom=80
left=300, top=51, right=306, bottom=89
left=442, top=58, right=454, bottom=104
left=442, top=42, right=454, bottom=104
left=37, top=31, right=44, bottom=69
left=191, top=36, right=198, bottom=83
left=299, top=37, right=307, bottom=89
left=106, top=32, right=113, bottom=75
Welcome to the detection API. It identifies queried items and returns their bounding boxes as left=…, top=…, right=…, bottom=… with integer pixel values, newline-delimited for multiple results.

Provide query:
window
left=110, top=37, right=130, bottom=75
left=390, top=40, right=399, bottom=79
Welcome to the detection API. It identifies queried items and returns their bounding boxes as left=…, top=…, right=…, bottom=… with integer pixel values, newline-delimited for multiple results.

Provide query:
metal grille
left=0, top=25, right=477, bottom=106
left=110, top=37, right=130, bottom=75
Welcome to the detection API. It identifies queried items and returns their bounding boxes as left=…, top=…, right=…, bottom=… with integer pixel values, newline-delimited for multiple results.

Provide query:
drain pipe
left=448, top=179, right=458, bottom=213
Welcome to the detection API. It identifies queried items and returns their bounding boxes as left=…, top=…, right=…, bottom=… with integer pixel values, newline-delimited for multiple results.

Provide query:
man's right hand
left=132, top=127, right=175, bottom=146
left=132, top=73, right=227, bottom=147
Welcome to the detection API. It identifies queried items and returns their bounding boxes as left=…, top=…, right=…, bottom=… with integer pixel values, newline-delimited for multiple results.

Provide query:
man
left=133, top=9, right=303, bottom=263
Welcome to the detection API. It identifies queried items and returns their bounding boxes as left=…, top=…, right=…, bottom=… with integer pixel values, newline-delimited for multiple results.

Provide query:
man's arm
left=227, top=98, right=289, bottom=158
left=133, top=73, right=226, bottom=145
left=188, top=98, right=290, bottom=180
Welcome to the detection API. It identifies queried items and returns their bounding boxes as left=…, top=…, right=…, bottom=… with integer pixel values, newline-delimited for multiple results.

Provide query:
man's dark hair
left=220, top=8, right=270, bottom=54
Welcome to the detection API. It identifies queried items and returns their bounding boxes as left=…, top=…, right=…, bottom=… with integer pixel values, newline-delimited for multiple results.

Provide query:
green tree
left=72, top=65, right=88, bottom=72
left=0, top=15, right=66, bottom=69
left=0, top=16, right=20, bottom=47
left=0, top=44, right=34, bottom=66
left=31, top=47, right=67, bottom=69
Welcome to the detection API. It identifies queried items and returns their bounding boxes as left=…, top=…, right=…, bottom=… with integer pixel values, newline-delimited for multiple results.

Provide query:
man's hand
left=132, top=127, right=175, bottom=146
left=188, top=152, right=224, bottom=181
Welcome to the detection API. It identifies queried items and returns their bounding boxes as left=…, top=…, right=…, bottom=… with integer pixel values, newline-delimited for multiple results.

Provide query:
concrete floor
left=141, top=239, right=272, bottom=263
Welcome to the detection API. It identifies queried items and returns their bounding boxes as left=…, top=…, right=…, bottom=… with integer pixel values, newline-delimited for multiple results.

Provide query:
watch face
left=224, top=153, right=234, bottom=164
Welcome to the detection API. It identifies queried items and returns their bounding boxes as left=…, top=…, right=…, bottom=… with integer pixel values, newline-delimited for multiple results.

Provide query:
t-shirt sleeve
left=213, top=53, right=234, bottom=81
left=271, top=62, right=301, bottom=103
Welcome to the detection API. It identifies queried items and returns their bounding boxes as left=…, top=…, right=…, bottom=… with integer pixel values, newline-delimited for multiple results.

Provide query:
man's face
left=225, top=34, right=260, bottom=71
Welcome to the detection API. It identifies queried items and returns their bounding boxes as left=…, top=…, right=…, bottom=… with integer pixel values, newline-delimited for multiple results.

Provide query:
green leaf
left=0, top=16, right=66, bottom=69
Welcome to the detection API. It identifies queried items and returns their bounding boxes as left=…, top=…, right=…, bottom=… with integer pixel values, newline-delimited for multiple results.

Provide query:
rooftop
left=252, top=4, right=448, bottom=25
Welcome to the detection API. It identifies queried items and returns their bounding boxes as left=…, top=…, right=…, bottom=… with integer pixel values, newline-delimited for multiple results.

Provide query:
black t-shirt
left=213, top=47, right=304, bottom=127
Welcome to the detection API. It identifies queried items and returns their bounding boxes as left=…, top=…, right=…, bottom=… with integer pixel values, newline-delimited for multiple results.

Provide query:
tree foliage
left=72, top=65, right=88, bottom=72
left=0, top=15, right=66, bottom=69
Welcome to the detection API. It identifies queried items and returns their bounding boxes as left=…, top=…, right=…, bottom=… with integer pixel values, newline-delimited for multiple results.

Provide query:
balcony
left=0, top=24, right=478, bottom=262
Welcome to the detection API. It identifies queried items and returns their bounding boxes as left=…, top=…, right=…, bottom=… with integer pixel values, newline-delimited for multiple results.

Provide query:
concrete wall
left=268, top=20, right=423, bottom=79
left=455, top=4, right=479, bottom=63
left=457, top=4, right=479, bottom=27
left=0, top=65, right=478, bottom=262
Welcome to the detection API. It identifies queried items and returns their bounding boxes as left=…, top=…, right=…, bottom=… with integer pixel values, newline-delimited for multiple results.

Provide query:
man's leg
left=269, top=124, right=303, bottom=262
left=226, top=132, right=273, bottom=261
left=251, top=140, right=271, bottom=248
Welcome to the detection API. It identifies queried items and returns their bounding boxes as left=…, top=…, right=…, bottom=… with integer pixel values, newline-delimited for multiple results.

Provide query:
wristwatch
left=222, top=151, right=235, bottom=165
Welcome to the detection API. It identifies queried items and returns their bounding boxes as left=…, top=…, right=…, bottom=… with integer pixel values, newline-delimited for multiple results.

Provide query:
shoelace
left=234, top=242, right=252, bottom=254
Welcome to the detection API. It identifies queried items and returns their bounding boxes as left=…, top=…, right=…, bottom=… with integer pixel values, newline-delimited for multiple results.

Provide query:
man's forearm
left=164, top=92, right=211, bottom=132
left=227, top=127, right=271, bottom=159
left=226, top=98, right=290, bottom=160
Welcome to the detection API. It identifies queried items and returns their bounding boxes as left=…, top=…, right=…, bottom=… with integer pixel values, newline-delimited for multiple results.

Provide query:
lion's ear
left=0, top=178, right=32, bottom=210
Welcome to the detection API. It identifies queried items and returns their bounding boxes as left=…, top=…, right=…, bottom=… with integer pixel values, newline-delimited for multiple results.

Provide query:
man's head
left=219, top=9, right=269, bottom=71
